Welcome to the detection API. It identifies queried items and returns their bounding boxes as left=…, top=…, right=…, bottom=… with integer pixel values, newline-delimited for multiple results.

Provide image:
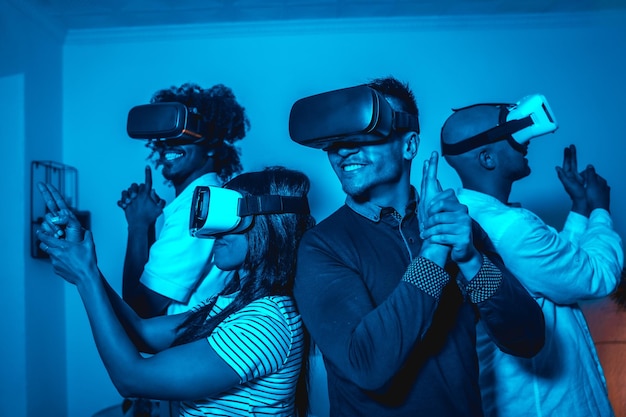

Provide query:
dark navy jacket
left=294, top=197, right=544, bottom=417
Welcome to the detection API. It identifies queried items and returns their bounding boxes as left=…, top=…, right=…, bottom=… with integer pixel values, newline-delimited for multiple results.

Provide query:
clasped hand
left=117, top=165, right=165, bottom=226
left=556, top=144, right=611, bottom=214
left=418, top=151, right=479, bottom=266
left=36, top=183, right=99, bottom=286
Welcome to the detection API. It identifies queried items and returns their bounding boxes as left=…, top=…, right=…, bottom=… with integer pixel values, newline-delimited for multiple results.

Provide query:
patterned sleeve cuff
left=402, top=256, right=450, bottom=299
left=464, top=255, right=503, bottom=303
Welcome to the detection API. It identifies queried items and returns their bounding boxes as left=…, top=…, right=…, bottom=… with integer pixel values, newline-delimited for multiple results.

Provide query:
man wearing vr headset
left=289, top=76, right=545, bottom=416
left=441, top=100, right=623, bottom=416
left=119, top=82, right=249, bottom=320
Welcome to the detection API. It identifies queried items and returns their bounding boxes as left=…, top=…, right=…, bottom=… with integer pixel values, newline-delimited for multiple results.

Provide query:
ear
left=403, top=132, right=419, bottom=161
left=479, top=149, right=496, bottom=170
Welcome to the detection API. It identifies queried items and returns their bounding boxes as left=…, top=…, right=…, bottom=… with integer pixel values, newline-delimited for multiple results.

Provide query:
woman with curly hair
left=37, top=167, right=314, bottom=417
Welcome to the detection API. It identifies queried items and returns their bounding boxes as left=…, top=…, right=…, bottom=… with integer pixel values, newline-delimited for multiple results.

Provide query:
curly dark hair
left=149, top=82, right=250, bottom=181
left=174, top=166, right=316, bottom=416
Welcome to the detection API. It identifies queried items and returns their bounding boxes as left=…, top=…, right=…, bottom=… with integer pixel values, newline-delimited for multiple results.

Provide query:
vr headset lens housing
left=289, top=85, right=419, bottom=149
left=441, top=94, right=558, bottom=156
left=127, top=102, right=204, bottom=143
left=190, top=186, right=310, bottom=238
left=190, top=187, right=251, bottom=238
left=508, top=94, right=557, bottom=144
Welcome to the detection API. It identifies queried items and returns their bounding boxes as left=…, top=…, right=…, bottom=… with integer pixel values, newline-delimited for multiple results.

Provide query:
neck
left=462, top=176, right=512, bottom=204
left=174, top=169, right=214, bottom=196
left=367, top=176, right=412, bottom=214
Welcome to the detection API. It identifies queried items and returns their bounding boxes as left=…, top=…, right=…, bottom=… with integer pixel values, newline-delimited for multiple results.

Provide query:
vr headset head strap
left=441, top=103, right=533, bottom=156
left=237, top=195, right=310, bottom=217
left=394, top=111, right=420, bottom=135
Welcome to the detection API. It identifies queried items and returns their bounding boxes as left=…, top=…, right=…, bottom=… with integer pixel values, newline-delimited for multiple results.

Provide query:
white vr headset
left=441, top=94, right=558, bottom=155
left=189, top=186, right=310, bottom=238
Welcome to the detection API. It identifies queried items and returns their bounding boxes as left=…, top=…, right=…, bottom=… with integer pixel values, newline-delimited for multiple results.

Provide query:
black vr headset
left=441, top=94, right=558, bottom=156
left=126, top=102, right=206, bottom=144
left=289, top=85, right=420, bottom=150
left=189, top=186, right=310, bottom=238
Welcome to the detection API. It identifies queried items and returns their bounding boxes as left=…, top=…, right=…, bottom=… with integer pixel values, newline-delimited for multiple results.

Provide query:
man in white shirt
left=119, top=82, right=249, bottom=318
left=440, top=101, right=623, bottom=417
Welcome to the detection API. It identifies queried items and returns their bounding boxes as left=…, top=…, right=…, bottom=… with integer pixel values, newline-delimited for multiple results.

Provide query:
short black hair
left=367, top=76, right=419, bottom=117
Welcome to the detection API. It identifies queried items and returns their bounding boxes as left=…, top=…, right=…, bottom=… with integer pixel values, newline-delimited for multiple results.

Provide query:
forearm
left=570, top=197, right=589, bottom=217
left=418, top=242, right=448, bottom=268
left=100, top=273, right=159, bottom=352
left=122, top=224, right=153, bottom=300
left=305, top=283, right=439, bottom=390
left=455, top=248, right=482, bottom=281
left=296, top=255, right=445, bottom=390
left=498, top=216, right=622, bottom=302
left=472, top=255, right=545, bottom=357
left=76, top=269, right=147, bottom=394
left=122, top=224, right=170, bottom=317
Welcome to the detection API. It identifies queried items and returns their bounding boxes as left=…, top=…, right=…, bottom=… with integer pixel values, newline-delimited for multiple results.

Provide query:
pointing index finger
left=427, top=151, right=439, bottom=182
left=145, top=165, right=152, bottom=189
left=423, top=151, right=441, bottom=197
left=38, top=182, right=70, bottom=214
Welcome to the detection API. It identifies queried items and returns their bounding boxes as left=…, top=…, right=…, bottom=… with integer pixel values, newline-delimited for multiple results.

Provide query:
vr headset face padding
left=126, top=102, right=205, bottom=142
left=289, top=85, right=420, bottom=149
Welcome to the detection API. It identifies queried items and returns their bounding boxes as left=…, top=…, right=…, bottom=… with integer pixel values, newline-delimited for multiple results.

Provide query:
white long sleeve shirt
left=457, top=188, right=623, bottom=417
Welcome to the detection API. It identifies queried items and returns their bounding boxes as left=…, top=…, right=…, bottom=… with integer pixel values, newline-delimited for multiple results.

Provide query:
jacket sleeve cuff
left=402, top=256, right=450, bottom=299
left=461, top=255, right=503, bottom=303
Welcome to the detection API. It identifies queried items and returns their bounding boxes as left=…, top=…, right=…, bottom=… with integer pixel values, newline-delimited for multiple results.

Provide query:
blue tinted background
left=2, top=5, right=625, bottom=417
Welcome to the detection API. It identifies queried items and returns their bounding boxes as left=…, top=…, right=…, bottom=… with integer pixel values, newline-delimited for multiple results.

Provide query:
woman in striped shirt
left=37, top=166, right=315, bottom=417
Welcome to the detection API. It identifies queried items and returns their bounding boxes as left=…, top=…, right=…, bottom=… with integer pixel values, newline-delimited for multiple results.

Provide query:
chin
left=341, top=181, right=368, bottom=199
left=517, top=168, right=531, bottom=180
left=160, top=166, right=173, bottom=179
left=214, top=262, right=237, bottom=271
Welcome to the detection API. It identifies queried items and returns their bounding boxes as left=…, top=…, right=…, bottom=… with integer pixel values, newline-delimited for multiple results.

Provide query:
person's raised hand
left=417, top=151, right=450, bottom=266
left=583, top=165, right=611, bottom=212
left=36, top=182, right=97, bottom=285
left=37, top=182, right=84, bottom=242
left=555, top=144, right=588, bottom=216
left=117, top=166, right=165, bottom=227
left=37, top=227, right=99, bottom=287
left=420, top=189, right=479, bottom=266
left=418, top=151, right=443, bottom=233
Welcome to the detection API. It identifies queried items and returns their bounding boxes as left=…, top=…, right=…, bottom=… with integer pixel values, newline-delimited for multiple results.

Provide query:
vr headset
left=289, top=85, right=420, bottom=149
left=189, top=186, right=310, bottom=238
left=441, top=94, right=558, bottom=156
left=127, top=102, right=206, bottom=143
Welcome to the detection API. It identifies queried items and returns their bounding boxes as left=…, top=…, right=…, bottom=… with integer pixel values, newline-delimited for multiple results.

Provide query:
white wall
left=62, top=11, right=626, bottom=417
left=0, top=1, right=66, bottom=417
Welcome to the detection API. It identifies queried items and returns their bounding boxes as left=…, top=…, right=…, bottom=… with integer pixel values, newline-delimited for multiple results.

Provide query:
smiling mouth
left=343, top=163, right=366, bottom=172
left=162, top=149, right=185, bottom=162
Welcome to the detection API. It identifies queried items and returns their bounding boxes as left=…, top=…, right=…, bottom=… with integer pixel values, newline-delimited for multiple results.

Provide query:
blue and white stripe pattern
left=179, top=295, right=304, bottom=416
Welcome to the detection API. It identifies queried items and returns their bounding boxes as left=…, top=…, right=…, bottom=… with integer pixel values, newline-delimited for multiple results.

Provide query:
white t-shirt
left=140, top=173, right=233, bottom=315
